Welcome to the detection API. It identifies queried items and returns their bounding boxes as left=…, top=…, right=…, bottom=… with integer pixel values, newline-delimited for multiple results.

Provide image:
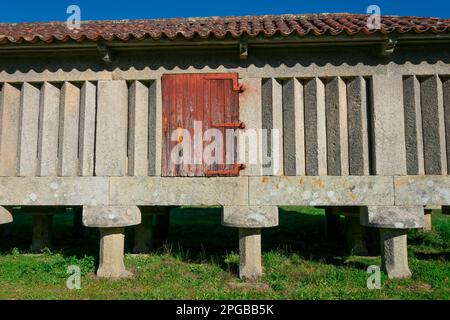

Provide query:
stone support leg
left=325, top=207, right=341, bottom=242
left=83, top=205, right=141, bottom=279
left=421, top=209, right=433, bottom=232
left=97, top=227, right=132, bottom=278
left=361, top=206, right=422, bottom=279
left=31, top=214, right=53, bottom=252
left=380, top=229, right=411, bottom=279
left=133, top=209, right=154, bottom=253
left=345, top=215, right=368, bottom=256
left=239, top=228, right=262, bottom=281
left=154, top=208, right=171, bottom=247
left=72, top=207, right=85, bottom=238
left=222, top=205, right=278, bottom=281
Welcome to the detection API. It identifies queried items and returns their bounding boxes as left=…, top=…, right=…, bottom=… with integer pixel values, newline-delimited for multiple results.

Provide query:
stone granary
left=0, top=13, right=449, bottom=280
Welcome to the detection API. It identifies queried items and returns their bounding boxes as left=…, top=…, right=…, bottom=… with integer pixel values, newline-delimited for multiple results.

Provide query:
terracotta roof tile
left=0, top=13, right=449, bottom=45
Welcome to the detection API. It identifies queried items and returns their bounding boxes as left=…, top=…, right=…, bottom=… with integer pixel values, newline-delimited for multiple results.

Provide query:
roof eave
left=0, top=31, right=449, bottom=54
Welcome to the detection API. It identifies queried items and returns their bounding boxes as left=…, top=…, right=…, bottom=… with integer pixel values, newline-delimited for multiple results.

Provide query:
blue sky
left=1, top=0, right=449, bottom=22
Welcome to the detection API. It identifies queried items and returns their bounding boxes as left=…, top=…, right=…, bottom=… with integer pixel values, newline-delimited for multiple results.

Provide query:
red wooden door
left=161, top=73, right=242, bottom=177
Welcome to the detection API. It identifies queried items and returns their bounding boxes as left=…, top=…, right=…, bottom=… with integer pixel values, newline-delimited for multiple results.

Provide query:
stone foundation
left=324, top=207, right=341, bottom=242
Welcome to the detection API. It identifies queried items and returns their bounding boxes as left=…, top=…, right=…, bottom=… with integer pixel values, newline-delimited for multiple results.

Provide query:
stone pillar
left=380, top=229, right=411, bottom=279
left=325, top=207, right=340, bottom=242
left=97, top=227, right=132, bottom=278
left=154, top=208, right=171, bottom=247
left=83, top=205, right=141, bottom=279
left=239, top=228, right=262, bottom=281
left=133, top=209, right=153, bottom=253
left=222, top=206, right=278, bottom=281
left=345, top=215, right=368, bottom=256
left=72, top=207, right=85, bottom=238
left=361, top=206, right=423, bottom=279
left=31, top=214, right=53, bottom=252
left=421, top=209, right=433, bottom=232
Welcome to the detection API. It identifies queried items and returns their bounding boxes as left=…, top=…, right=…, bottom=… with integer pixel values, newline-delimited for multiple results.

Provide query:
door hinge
left=205, top=163, right=246, bottom=176
left=211, top=122, right=245, bottom=129
left=203, top=73, right=244, bottom=92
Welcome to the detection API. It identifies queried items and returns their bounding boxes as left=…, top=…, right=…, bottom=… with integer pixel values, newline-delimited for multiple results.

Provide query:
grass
left=0, top=207, right=449, bottom=300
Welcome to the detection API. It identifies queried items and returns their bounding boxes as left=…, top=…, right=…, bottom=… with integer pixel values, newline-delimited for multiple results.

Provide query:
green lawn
left=0, top=207, right=449, bottom=300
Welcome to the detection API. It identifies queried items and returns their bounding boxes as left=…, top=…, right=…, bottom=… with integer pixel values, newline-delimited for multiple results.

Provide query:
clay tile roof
left=0, top=13, right=449, bottom=45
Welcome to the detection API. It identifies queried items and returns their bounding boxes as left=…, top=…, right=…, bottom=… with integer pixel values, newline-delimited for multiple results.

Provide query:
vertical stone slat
left=128, top=81, right=149, bottom=176
left=303, top=78, right=319, bottom=176
left=95, top=80, right=128, bottom=176
left=282, top=79, right=296, bottom=176
left=239, top=77, right=263, bottom=176
left=371, top=73, right=407, bottom=176
left=403, top=76, right=424, bottom=175
left=415, top=77, right=425, bottom=175
left=325, top=77, right=342, bottom=176
left=304, top=78, right=327, bottom=176
left=18, top=83, right=41, bottom=177
left=316, top=78, right=327, bottom=176
left=436, top=76, right=448, bottom=175
left=403, top=76, right=418, bottom=175
left=293, top=78, right=305, bottom=176
left=443, top=78, right=450, bottom=174
left=38, top=82, right=60, bottom=177
left=58, top=82, right=80, bottom=177
left=148, top=80, right=157, bottom=176
left=272, top=79, right=283, bottom=176
left=261, top=78, right=273, bottom=176
left=347, top=77, right=370, bottom=176
left=421, top=75, right=444, bottom=175
left=0, top=83, right=21, bottom=176
left=79, top=81, right=96, bottom=176
left=338, top=77, right=349, bottom=176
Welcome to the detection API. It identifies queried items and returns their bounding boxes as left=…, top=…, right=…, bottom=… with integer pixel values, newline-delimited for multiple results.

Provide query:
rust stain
left=261, top=176, right=268, bottom=184
left=298, top=177, right=305, bottom=185
left=312, top=179, right=324, bottom=189
left=349, top=192, right=358, bottom=202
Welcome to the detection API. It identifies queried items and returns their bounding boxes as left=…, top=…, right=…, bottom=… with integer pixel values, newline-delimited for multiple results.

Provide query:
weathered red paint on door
left=161, top=73, right=241, bottom=177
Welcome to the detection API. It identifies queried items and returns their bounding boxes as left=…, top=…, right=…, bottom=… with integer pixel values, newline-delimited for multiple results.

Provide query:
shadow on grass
left=2, top=207, right=447, bottom=275
left=144, top=207, right=358, bottom=273
left=0, top=210, right=100, bottom=267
